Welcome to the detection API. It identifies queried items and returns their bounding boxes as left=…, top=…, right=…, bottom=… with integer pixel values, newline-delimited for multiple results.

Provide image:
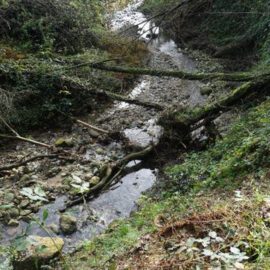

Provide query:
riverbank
left=1, top=0, right=270, bottom=269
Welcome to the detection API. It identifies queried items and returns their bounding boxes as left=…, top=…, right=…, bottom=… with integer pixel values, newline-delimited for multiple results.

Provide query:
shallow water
left=1, top=168, right=156, bottom=252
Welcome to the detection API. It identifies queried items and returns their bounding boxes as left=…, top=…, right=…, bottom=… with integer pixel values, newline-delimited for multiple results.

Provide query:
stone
left=89, top=176, right=100, bottom=186
left=84, top=172, right=94, bottom=181
left=30, top=201, right=42, bottom=213
left=6, top=208, right=20, bottom=219
left=89, top=129, right=99, bottom=138
left=59, top=214, right=77, bottom=235
left=20, top=209, right=32, bottom=216
left=19, top=174, right=31, bottom=183
left=21, top=214, right=34, bottom=223
left=19, top=199, right=30, bottom=209
left=4, top=192, right=15, bottom=203
left=8, top=219, right=19, bottom=227
left=55, top=137, right=74, bottom=147
left=13, top=235, right=64, bottom=270
left=46, top=167, right=61, bottom=178
left=96, top=148, right=104, bottom=154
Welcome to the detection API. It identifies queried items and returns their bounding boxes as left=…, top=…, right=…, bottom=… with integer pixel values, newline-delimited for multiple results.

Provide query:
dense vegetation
left=0, top=0, right=146, bottom=131
left=142, top=0, right=270, bottom=68
left=0, top=0, right=270, bottom=269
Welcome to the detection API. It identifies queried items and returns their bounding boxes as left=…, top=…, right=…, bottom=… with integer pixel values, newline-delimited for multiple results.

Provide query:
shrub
left=0, top=0, right=104, bottom=53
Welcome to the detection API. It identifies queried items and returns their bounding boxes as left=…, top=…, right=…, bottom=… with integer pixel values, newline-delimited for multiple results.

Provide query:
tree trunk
left=85, top=63, right=265, bottom=82
left=58, top=76, right=164, bottom=110
left=160, top=78, right=270, bottom=131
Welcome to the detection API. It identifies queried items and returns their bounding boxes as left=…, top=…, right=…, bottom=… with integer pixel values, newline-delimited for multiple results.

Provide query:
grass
left=62, top=98, right=270, bottom=269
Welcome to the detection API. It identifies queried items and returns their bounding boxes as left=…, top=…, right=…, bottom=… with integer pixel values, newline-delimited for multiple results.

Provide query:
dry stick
left=0, top=134, right=52, bottom=149
left=0, top=115, right=52, bottom=149
left=76, top=119, right=109, bottom=134
left=56, top=109, right=109, bottom=134
left=0, top=154, right=56, bottom=172
left=0, top=115, right=19, bottom=136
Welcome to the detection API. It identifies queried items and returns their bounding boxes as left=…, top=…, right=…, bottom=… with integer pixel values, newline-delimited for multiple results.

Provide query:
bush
left=0, top=0, right=104, bottom=53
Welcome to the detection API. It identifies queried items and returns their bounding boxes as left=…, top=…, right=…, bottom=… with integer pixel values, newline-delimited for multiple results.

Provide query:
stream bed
left=0, top=0, right=205, bottom=263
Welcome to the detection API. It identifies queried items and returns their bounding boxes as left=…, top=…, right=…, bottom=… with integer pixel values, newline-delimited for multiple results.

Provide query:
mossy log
left=81, top=63, right=268, bottom=82
left=58, top=76, right=164, bottom=110
left=160, top=77, right=270, bottom=131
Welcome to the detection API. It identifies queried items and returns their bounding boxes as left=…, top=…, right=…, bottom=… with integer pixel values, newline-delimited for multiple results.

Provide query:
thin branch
left=0, top=134, right=52, bottom=149
left=119, top=0, right=190, bottom=35
left=0, top=154, right=58, bottom=171
left=0, top=115, right=19, bottom=136
left=76, top=119, right=109, bottom=134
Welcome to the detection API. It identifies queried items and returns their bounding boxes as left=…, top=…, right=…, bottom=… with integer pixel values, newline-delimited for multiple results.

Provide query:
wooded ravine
left=0, top=0, right=270, bottom=269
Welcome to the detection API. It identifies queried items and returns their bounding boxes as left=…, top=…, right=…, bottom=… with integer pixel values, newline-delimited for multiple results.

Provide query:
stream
left=0, top=0, right=205, bottom=259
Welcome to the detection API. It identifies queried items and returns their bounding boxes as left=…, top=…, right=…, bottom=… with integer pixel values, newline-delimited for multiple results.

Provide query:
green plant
left=167, top=100, right=270, bottom=192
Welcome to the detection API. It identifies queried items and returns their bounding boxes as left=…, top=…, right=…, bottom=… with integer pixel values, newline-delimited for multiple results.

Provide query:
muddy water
left=0, top=0, right=205, bottom=255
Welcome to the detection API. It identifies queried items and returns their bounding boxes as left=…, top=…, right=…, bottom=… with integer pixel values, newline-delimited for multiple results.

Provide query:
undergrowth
left=167, top=99, right=270, bottom=192
left=0, top=0, right=148, bottom=131
left=142, top=0, right=270, bottom=66
left=63, top=99, right=270, bottom=269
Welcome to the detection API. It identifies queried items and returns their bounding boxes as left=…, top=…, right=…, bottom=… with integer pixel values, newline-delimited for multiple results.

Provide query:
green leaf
left=34, top=186, right=46, bottom=198
left=42, top=209, right=49, bottom=222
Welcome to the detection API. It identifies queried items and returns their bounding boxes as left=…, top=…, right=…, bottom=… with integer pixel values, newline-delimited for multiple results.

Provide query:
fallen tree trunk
left=73, top=63, right=268, bottom=82
left=58, top=76, right=164, bottom=110
left=160, top=77, right=270, bottom=131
